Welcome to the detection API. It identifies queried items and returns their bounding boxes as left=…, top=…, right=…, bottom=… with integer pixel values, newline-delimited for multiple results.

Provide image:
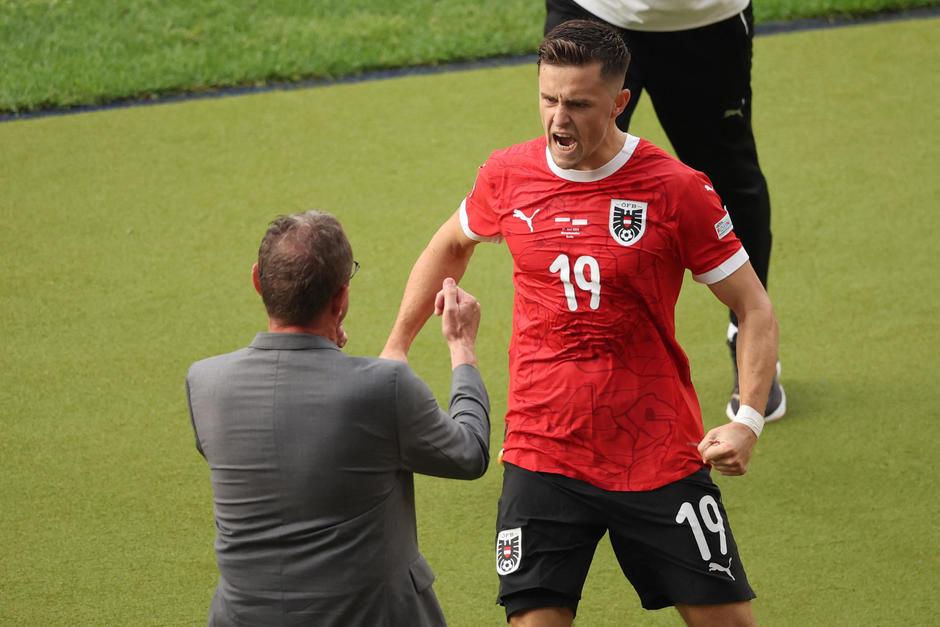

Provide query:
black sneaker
left=725, top=331, right=787, bottom=422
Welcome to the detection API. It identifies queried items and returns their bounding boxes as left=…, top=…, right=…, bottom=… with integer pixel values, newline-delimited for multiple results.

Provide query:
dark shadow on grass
left=2, top=7, right=937, bottom=124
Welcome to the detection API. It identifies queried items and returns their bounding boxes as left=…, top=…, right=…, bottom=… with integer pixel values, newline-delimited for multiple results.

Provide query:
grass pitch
left=1, top=0, right=937, bottom=112
left=1, top=16, right=938, bottom=626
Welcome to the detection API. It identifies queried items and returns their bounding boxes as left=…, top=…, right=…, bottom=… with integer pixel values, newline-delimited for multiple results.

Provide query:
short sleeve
left=459, top=159, right=504, bottom=244
left=676, top=171, right=748, bottom=284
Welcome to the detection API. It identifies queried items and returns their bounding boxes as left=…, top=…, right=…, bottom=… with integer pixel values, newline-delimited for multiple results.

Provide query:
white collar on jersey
left=545, top=133, right=640, bottom=182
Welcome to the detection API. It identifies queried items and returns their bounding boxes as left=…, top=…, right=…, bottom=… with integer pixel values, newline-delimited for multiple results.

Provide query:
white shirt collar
left=545, top=134, right=640, bottom=182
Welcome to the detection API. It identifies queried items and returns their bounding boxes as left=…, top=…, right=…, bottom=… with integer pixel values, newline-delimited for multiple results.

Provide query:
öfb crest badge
left=496, top=528, right=522, bottom=575
left=609, top=199, right=647, bottom=246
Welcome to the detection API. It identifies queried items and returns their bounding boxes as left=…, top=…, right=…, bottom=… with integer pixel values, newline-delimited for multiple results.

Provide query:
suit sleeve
left=394, top=363, right=491, bottom=479
left=184, top=368, right=206, bottom=459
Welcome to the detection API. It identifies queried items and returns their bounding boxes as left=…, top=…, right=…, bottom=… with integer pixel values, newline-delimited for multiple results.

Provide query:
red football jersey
left=461, top=135, right=747, bottom=491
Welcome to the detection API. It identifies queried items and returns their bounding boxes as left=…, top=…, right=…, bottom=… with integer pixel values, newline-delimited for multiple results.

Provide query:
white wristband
left=733, top=404, right=764, bottom=438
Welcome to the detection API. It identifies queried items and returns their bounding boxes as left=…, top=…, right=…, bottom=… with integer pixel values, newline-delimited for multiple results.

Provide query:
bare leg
left=676, top=601, right=756, bottom=627
left=509, top=607, right=575, bottom=627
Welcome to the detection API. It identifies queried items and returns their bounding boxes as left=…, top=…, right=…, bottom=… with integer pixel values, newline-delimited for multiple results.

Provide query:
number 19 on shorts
left=675, top=495, right=727, bottom=561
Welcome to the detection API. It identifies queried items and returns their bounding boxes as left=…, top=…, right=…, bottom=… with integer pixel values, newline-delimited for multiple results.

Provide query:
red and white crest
left=609, top=199, right=647, bottom=246
left=496, top=528, right=522, bottom=575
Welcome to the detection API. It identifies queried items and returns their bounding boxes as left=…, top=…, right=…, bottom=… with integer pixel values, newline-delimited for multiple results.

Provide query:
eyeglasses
left=350, top=260, right=360, bottom=280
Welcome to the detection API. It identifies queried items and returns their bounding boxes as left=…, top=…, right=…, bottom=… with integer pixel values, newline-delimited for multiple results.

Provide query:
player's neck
left=596, top=128, right=627, bottom=167
left=574, top=127, right=627, bottom=171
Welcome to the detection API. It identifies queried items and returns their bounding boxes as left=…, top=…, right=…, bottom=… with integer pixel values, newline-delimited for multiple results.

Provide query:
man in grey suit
left=186, top=210, right=491, bottom=626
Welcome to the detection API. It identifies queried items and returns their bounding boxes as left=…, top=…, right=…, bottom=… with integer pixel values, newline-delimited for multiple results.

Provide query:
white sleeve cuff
left=692, top=247, right=749, bottom=284
left=459, top=198, right=503, bottom=244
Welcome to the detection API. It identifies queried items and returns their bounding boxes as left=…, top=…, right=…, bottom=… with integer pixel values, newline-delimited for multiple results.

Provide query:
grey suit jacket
left=186, top=332, right=490, bottom=627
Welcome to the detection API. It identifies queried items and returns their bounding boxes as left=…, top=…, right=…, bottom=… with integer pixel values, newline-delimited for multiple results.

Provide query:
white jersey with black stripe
left=572, top=0, right=749, bottom=31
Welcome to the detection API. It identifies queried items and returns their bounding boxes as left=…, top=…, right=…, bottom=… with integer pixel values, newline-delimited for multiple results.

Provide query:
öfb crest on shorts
left=496, top=528, right=522, bottom=575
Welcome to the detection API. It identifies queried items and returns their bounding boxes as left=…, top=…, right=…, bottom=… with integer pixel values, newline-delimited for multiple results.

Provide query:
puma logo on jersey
left=705, top=185, right=714, bottom=192
left=513, top=209, right=540, bottom=232
left=723, top=98, right=746, bottom=119
left=708, top=557, right=735, bottom=581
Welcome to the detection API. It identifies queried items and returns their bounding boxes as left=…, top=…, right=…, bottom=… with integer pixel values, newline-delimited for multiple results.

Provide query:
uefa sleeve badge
left=609, top=199, right=647, bottom=246
left=714, top=211, right=734, bottom=239
left=496, top=528, right=522, bottom=575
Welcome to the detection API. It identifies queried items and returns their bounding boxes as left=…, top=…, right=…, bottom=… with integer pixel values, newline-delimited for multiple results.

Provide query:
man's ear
left=332, top=284, right=349, bottom=317
left=251, top=263, right=263, bottom=296
left=613, top=88, right=631, bottom=118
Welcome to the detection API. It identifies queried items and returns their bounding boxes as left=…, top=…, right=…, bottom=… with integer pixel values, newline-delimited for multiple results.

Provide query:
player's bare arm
left=700, top=261, right=779, bottom=475
left=710, top=261, right=779, bottom=414
left=381, top=211, right=478, bottom=362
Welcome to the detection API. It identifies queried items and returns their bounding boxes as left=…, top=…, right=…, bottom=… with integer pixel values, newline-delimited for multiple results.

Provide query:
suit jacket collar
left=249, top=332, right=340, bottom=351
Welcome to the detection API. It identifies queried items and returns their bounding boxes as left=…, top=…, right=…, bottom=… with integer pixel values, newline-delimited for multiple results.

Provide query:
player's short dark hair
left=538, top=19, right=630, bottom=84
left=256, top=210, right=353, bottom=326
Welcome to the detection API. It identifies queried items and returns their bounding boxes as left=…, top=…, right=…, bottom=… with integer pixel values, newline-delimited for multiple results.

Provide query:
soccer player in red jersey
left=382, top=19, right=777, bottom=627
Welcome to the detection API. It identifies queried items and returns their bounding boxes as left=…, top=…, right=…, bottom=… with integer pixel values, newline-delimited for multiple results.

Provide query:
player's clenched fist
left=435, top=277, right=480, bottom=369
left=698, top=422, right=757, bottom=476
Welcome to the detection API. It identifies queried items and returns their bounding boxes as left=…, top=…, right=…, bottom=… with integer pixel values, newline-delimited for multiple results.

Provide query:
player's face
left=538, top=62, right=629, bottom=171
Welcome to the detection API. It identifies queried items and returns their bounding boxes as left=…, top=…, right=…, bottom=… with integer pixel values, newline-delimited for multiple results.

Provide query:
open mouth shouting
left=553, top=132, right=577, bottom=153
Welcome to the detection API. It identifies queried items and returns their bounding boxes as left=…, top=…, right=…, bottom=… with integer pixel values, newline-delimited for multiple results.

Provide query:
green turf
left=1, top=0, right=937, bottom=113
left=1, top=15, right=939, bottom=626
left=756, top=0, right=938, bottom=20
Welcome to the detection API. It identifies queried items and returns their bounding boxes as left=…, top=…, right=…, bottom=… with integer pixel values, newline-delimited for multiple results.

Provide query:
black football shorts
left=495, top=463, right=755, bottom=618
